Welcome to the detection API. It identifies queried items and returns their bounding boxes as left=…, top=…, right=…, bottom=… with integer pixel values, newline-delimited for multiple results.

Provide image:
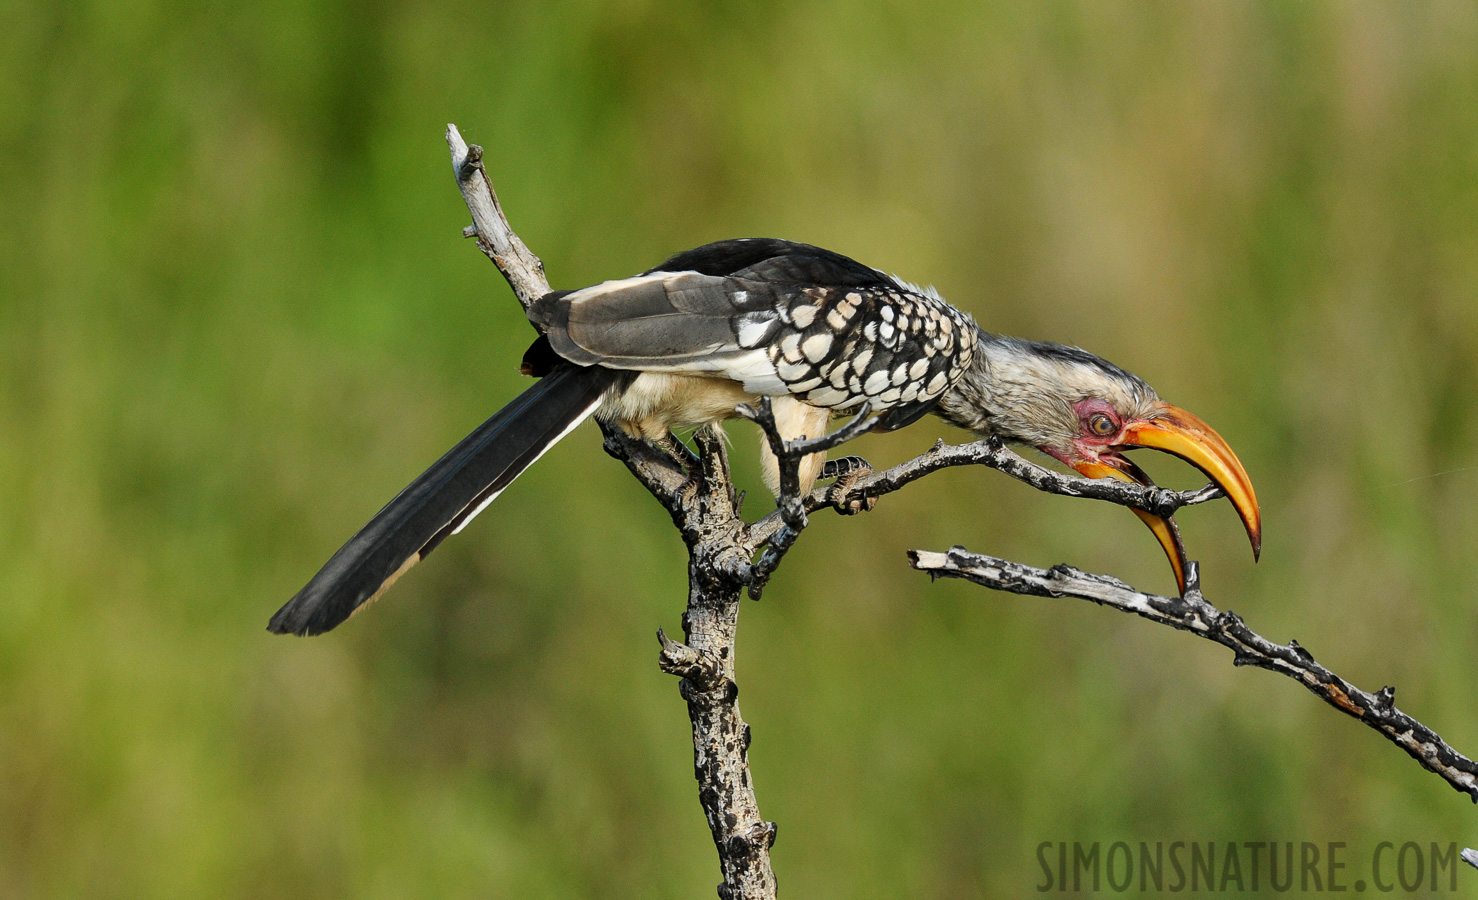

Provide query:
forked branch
left=448, top=125, right=775, bottom=898
left=446, top=123, right=1478, bottom=896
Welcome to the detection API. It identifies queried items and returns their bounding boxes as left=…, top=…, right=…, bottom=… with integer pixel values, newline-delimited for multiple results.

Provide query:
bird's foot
left=823, top=455, right=876, bottom=515
left=656, top=432, right=701, bottom=476
left=821, top=455, right=870, bottom=479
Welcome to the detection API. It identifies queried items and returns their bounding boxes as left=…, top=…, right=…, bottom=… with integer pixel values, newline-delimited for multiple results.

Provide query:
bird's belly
left=600, top=372, right=757, bottom=440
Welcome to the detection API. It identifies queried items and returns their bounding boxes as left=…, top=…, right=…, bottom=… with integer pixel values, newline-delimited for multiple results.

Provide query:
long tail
left=269, top=365, right=619, bottom=636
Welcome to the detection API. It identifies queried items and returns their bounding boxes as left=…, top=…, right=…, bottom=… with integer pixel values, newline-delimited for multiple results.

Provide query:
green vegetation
left=2, top=2, right=1476, bottom=896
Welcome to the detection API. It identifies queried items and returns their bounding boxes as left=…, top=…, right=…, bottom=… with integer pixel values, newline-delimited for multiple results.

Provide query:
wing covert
left=530, top=244, right=978, bottom=420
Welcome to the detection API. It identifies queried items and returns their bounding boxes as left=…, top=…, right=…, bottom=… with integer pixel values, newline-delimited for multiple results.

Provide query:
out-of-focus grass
left=2, top=2, right=1477, bottom=897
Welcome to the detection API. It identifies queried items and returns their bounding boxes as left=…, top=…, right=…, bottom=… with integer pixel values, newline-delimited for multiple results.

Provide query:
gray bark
left=444, top=123, right=1478, bottom=894
left=910, top=548, right=1478, bottom=803
left=447, top=124, right=777, bottom=897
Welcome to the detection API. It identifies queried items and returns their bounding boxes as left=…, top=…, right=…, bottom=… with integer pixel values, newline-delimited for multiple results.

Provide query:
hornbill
left=269, top=239, right=1260, bottom=636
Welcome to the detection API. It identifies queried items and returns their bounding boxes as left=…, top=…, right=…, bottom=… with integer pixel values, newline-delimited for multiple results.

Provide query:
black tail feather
left=269, top=365, right=618, bottom=636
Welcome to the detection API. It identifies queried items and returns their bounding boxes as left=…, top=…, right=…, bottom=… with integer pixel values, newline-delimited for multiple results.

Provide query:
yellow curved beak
left=1071, top=458, right=1190, bottom=594
left=1066, top=403, right=1259, bottom=595
left=1121, top=402, right=1262, bottom=562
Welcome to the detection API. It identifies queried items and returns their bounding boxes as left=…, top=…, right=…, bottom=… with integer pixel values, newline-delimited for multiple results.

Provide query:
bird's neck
left=934, top=329, right=1004, bottom=435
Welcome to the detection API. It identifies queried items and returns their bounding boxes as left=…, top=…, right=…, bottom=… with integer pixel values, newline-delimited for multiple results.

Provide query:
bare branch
left=449, top=124, right=776, bottom=898
left=749, top=436, right=1220, bottom=548
left=445, top=124, right=550, bottom=310
left=847, top=436, right=1221, bottom=515
left=597, top=421, right=690, bottom=517
left=445, top=123, right=1476, bottom=896
left=909, top=548, right=1478, bottom=804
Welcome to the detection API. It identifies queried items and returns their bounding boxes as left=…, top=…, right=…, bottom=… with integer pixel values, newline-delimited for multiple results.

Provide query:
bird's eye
left=1088, top=413, right=1117, bottom=437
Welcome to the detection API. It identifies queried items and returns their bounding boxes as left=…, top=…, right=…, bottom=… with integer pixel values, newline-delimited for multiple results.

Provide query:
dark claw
left=657, top=432, right=700, bottom=474
left=823, top=456, right=877, bottom=515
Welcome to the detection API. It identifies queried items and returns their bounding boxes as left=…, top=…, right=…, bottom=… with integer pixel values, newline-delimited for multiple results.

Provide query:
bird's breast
left=599, top=372, right=757, bottom=440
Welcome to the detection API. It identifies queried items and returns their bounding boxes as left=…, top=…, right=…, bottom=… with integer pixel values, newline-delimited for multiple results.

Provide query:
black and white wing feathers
left=530, top=240, right=978, bottom=430
left=268, top=365, right=619, bottom=636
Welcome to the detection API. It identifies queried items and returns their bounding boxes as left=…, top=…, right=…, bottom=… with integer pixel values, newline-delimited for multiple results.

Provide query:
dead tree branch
left=908, top=548, right=1478, bottom=804
left=445, top=123, right=1478, bottom=894
left=447, top=125, right=776, bottom=899
left=447, top=124, right=549, bottom=312
left=748, top=435, right=1221, bottom=548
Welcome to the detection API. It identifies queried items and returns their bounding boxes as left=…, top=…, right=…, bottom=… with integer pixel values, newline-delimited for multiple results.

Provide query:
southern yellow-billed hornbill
left=269, top=239, right=1259, bottom=636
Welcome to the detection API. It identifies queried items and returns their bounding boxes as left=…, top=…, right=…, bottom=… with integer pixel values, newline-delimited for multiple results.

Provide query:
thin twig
left=857, top=437, right=1221, bottom=516
left=749, top=436, right=1220, bottom=548
left=908, top=548, right=1478, bottom=804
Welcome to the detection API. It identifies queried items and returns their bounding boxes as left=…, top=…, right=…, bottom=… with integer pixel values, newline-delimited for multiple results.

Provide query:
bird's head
left=940, top=336, right=1261, bottom=593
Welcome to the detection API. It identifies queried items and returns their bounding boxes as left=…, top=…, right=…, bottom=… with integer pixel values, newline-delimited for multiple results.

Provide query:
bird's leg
left=655, top=431, right=701, bottom=477
left=758, top=397, right=832, bottom=497
left=820, top=456, right=870, bottom=479
left=737, top=399, right=879, bottom=598
left=821, top=455, right=878, bottom=515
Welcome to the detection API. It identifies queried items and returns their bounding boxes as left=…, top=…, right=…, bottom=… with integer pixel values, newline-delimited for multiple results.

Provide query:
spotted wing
left=528, top=240, right=977, bottom=428
left=759, top=283, right=976, bottom=430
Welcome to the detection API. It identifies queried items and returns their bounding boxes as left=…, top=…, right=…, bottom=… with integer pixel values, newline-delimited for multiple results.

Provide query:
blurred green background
left=4, top=1, right=1478, bottom=896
